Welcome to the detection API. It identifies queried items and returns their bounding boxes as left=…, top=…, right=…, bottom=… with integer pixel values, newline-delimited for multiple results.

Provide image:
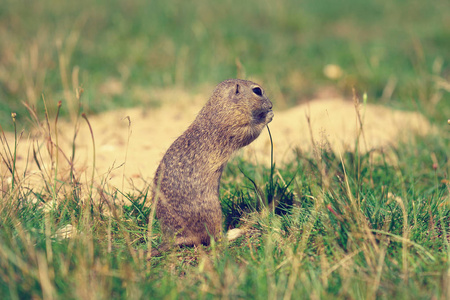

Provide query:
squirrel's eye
left=252, top=87, right=262, bottom=96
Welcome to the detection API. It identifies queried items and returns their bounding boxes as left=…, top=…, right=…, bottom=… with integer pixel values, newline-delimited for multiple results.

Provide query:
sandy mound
left=245, top=98, right=431, bottom=165
left=1, top=90, right=431, bottom=196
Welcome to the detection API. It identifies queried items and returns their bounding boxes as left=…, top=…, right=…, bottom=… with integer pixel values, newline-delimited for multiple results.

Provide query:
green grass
left=0, top=0, right=449, bottom=129
left=1, top=116, right=449, bottom=298
left=1, top=0, right=450, bottom=299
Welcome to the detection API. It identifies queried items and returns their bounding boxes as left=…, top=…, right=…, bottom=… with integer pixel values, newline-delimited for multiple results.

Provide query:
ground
left=1, top=88, right=431, bottom=196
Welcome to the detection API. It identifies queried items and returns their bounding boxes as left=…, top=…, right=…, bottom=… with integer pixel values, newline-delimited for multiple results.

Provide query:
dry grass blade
left=81, top=113, right=96, bottom=202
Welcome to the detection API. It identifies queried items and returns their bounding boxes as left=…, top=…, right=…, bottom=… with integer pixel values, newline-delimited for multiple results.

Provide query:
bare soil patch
left=1, top=89, right=431, bottom=195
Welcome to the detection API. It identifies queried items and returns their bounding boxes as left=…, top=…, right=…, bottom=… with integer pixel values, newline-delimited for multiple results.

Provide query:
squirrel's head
left=208, top=79, right=273, bottom=127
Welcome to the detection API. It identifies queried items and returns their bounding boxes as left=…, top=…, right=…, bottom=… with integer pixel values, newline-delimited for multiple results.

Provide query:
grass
left=1, top=91, right=449, bottom=298
left=1, top=0, right=450, bottom=299
left=0, top=0, right=449, bottom=128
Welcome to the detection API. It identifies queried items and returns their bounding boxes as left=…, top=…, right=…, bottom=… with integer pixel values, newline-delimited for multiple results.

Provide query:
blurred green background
left=0, top=0, right=449, bottom=129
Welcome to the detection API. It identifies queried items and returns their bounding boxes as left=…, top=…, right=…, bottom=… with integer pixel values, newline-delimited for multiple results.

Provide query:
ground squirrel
left=153, top=79, right=273, bottom=251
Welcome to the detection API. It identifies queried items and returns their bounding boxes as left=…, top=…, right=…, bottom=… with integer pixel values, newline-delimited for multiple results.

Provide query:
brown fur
left=152, top=79, right=273, bottom=251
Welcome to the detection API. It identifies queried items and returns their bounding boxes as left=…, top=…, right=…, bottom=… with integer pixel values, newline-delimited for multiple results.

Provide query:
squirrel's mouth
left=255, top=109, right=274, bottom=124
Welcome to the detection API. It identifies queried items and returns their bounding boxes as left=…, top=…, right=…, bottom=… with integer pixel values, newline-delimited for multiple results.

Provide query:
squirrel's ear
left=235, top=84, right=240, bottom=95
